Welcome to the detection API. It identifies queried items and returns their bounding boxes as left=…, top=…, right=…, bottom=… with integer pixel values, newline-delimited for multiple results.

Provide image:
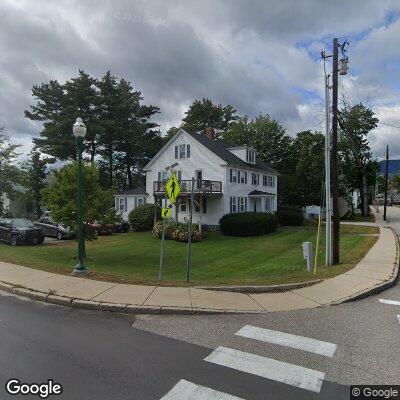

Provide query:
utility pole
left=323, top=68, right=332, bottom=266
left=331, top=38, right=340, bottom=264
left=384, top=145, right=389, bottom=221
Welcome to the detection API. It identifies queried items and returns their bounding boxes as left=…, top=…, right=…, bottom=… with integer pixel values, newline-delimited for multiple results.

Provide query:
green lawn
left=0, top=225, right=378, bottom=286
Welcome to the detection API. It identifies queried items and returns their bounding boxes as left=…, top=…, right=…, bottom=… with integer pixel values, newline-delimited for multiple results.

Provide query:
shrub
left=219, top=212, right=278, bottom=237
left=276, top=206, right=304, bottom=226
left=152, top=221, right=203, bottom=242
left=128, top=204, right=159, bottom=231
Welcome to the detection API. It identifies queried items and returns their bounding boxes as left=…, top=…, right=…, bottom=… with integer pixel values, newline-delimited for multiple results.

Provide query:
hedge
left=128, top=204, right=159, bottom=231
left=219, top=212, right=278, bottom=237
left=276, top=206, right=304, bottom=226
left=152, top=221, right=203, bottom=242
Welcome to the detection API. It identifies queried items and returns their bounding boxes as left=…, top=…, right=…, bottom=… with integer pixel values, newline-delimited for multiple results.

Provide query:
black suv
left=0, top=218, right=45, bottom=246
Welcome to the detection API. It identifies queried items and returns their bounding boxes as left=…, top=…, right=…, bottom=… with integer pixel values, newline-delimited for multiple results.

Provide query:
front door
left=195, top=170, right=202, bottom=189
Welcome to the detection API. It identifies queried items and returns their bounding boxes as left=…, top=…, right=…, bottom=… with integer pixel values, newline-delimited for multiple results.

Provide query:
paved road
left=1, top=207, right=398, bottom=400
left=0, top=291, right=348, bottom=400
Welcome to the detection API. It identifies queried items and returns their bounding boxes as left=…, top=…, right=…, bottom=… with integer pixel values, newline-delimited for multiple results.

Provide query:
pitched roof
left=188, top=132, right=279, bottom=174
left=115, top=187, right=148, bottom=196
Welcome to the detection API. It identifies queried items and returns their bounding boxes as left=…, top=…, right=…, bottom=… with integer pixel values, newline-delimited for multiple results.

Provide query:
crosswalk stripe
left=204, top=346, right=325, bottom=393
left=160, top=379, right=245, bottom=400
left=235, top=325, right=337, bottom=357
left=379, top=299, right=400, bottom=306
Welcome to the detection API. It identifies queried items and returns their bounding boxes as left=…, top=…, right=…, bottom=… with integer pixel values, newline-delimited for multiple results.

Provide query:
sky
left=0, top=0, right=400, bottom=160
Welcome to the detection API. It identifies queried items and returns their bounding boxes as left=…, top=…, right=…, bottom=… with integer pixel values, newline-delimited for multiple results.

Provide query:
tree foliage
left=25, top=70, right=161, bottom=189
left=0, top=129, right=22, bottom=204
left=42, top=162, right=117, bottom=232
left=222, top=114, right=294, bottom=173
left=182, top=98, right=238, bottom=135
left=339, top=104, right=379, bottom=215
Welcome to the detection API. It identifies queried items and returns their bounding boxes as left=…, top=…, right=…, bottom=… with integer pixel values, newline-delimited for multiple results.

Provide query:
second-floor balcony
left=153, top=179, right=222, bottom=197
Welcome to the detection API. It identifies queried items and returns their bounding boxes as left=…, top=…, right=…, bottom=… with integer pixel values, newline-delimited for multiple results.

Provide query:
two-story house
left=143, top=128, right=278, bottom=227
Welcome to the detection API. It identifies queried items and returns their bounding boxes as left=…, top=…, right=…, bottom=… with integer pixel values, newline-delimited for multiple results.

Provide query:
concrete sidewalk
left=0, top=227, right=398, bottom=314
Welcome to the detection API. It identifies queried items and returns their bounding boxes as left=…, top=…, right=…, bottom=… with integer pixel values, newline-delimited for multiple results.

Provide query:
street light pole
left=72, top=117, right=88, bottom=276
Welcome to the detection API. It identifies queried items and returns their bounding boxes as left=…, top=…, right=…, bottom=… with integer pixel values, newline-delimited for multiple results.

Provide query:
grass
left=0, top=225, right=379, bottom=286
left=341, top=213, right=376, bottom=223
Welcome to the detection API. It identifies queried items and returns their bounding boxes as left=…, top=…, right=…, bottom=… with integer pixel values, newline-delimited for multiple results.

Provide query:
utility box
left=302, top=242, right=313, bottom=272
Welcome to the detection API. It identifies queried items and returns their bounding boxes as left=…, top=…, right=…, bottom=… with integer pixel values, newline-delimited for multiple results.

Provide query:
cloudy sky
left=1, top=0, right=399, bottom=159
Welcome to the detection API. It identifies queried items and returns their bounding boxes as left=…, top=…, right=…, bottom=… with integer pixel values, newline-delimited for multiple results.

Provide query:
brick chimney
left=203, top=127, right=215, bottom=140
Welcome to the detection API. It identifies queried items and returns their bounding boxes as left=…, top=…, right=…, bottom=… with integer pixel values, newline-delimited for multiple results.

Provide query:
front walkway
left=0, top=221, right=398, bottom=314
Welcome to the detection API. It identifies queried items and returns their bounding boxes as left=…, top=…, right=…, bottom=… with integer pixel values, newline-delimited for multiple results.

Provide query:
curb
left=342, top=227, right=399, bottom=304
left=195, top=279, right=323, bottom=294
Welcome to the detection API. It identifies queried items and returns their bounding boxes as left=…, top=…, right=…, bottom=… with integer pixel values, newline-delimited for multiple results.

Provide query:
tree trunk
left=90, top=141, right=96, bottom=164
left=127, top=162, right=133, bottom=189
left=108, top=145, right=113, bottom=188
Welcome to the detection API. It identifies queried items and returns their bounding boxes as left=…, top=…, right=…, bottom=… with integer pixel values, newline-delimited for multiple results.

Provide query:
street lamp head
left=73, top=117, right=87, bottom=138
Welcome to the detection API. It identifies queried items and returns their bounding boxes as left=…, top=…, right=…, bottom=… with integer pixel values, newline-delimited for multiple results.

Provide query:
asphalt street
left=0, top=291, right=348, bottom=400
left=0, top=207, right=399, bottom=399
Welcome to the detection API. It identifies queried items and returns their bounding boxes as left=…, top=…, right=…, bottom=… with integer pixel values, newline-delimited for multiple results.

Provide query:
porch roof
left=248, top=190, right=275, bottom=197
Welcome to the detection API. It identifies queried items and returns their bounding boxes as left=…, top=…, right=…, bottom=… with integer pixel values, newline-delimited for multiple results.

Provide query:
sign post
left=185, top=177, right=195, bottom=283
left=159, top=172, right=180, bottom=281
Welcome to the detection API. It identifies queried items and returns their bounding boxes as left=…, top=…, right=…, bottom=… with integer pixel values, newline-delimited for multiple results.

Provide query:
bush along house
left=143, top=128, right=278, bottom=228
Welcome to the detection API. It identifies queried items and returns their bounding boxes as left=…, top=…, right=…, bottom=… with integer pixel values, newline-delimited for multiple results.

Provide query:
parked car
left=0, top=218, right=44, bottom=246
left=86, top=222, right=114, bottom=236
left=113, top=220, right=130, bottom=233
left=35, top=217, right=75, bottom=240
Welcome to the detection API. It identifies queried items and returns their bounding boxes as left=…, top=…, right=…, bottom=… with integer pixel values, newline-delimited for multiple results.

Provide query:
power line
left=379, top=121, right=400, bottom=130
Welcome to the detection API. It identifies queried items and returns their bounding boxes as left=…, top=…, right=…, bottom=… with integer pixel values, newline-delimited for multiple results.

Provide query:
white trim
left=235, top=325, right=337, bottom=357
left=204, top=346, right=325, bottom=393
left=160, top=379, right=244, bottom=400
left=379, top=299, right=400, bottom=306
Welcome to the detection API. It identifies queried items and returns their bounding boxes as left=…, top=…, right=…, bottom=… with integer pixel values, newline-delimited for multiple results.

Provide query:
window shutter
left=202, top=197, right=207, bottom=214
left=230, top=169, right=233, bottom=183
left=244, top=171, right=247, bottom=184
left=144, top=197, right=147, bottom=204
left=230, top=197, right=233, bottom=213
left=245, top=197, right=247, bottom=211
left=158, top=171, right=161, bottom=182
left=238, top=170, right=241, bottom=183
left=186, top=144, right=190, bottom=158
left=125, top=197, right=128, bottom=212
left=177, top=170, right=182, bottom=181
left=175, top=145, right=178, bottom=159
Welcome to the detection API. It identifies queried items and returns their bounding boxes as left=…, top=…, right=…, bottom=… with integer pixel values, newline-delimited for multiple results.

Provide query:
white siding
left=144, top=130, right=278, bottom=225
left=114, top=195, right=147, bottom=220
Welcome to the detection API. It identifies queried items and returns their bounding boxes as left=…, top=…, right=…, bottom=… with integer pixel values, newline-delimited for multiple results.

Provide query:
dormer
left=226, top=146, right=256, bottom=165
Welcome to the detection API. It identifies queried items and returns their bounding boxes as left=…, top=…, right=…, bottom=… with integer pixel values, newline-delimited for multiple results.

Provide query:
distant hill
left=379, top=159, right=400, bottom=176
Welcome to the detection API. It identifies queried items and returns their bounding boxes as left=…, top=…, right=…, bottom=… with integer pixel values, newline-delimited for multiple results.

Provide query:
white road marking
left=204, top=346, right=325, bottom=393
left=397, top=315, right=400, bottom=324
left=236, top=325, right=337, bottom=357
left=160, top=379, right=245, bottom=400
left=379, top=299, right=400, bottom=306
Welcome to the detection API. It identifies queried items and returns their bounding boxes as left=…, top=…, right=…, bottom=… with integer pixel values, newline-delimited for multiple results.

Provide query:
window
left=263, top=175, right=268, bottom=186
left=239, top=170, right=246, bottom=184
left=230, top=196, right=237, bottom=213
left=264, top=175, right=275, bottom=187
left=176, top=143, right=190, bottom=159
left=246, top=148, right=255, bottom=164
left=239, top=197, right=246, bottom=212
left=265, top=197, right=274, bottom=212
left=137, top=198, right=144, bottom=206
left=158, top=171, right=168, bottom=182
left=118, top=197, right=127, bottom=212
left=181, top=202, right=187, bottom=212
left=230, top=169, right=237, bottom=183
left=252, top=173, right=259, bottom=185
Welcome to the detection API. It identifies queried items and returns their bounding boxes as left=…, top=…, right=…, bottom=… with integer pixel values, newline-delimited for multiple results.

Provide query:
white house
left=114, top=187, right=148, bottom=220
left=143, top=128, right=278, bottom=227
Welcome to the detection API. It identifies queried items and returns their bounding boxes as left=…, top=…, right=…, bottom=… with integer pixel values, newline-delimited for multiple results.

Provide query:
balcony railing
left=153, top=179, right=222, bottom=195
